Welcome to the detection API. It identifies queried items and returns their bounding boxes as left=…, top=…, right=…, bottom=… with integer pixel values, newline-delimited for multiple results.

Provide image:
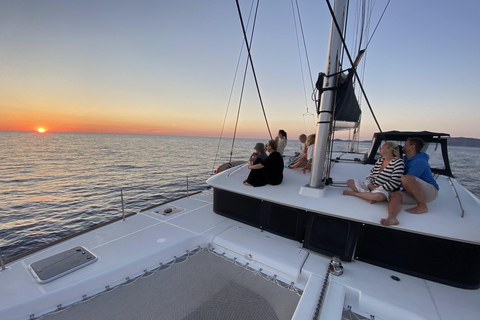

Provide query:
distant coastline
left=334, top=137, right=480, bottom=148
left=446, top=137, right=480, bottom=148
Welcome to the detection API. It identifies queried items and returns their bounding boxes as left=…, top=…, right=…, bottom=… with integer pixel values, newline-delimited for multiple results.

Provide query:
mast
left=309, top=0, right=347, bottom=188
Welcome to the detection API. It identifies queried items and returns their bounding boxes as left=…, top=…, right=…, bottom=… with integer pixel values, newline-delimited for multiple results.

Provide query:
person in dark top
left=243, top=139, right=284, bottom=187
left=248, top=142, right=268, bottom=165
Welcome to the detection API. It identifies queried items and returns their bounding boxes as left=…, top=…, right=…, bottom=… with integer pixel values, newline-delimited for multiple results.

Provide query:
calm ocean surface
left=1, top=131, right=479, bottom=260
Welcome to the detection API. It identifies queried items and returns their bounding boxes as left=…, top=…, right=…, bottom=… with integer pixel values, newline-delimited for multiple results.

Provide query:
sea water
left=1, top=131, right=479, bottom=260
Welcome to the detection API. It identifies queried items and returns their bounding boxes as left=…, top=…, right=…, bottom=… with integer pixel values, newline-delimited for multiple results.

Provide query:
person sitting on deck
left=243, top=139, right=284, bottom=187
left=381, top=137, right=439, bottom=226
left=302, top=134, right=316, bottom=174
left=289, top=133, right=315, bottom=170
left=294, top=134, right=307, bottom=157
left=285, top=134, right=307, bottom=167
left=248, top=142, right=267, bottom=165
left=343, top=142, right=404, bottom=203
left=275, top=130, right=288, bottom=155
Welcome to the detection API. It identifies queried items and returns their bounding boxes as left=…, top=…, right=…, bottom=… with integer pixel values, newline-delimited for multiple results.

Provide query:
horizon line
left=1, top=129, right=479, bottom=141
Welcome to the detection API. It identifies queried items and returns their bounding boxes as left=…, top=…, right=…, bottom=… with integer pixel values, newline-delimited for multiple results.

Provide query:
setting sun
left=37, top=128, right=45, bottom=133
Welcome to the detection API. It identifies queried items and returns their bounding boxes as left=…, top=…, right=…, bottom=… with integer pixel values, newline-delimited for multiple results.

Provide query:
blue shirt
left=403, top=152, right=439, bottom=190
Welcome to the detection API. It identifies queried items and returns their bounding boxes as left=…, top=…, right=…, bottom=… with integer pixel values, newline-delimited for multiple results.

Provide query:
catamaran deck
left=208, top=156, right=480, bottom=245
left=1, top=162, right=479, bottom=319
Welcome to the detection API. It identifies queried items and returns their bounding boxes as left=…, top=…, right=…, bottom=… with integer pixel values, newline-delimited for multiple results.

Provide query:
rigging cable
left=291, top=0, right=310, bottom=117
left=230, top=0, right=261, bottom=162
left=235, top=0, right=273, bottom=141
left=292, top=0, right=315, bottom=92
left=325, top=0, right=385, bottom=137
left=212, top=0, right=257, bottom=171
left=292, top=0, right=317, bottom=134
left=346, top=0, right=367, bottom=150
left=365, top=0, right=391, bottom=51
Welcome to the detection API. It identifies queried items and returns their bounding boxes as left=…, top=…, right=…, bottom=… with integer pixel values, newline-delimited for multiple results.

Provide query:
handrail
left=0, top=248, right=5, bottom=271
left=5, top=212, right=137, bottom=265
left=121, top=188, right=126, bottom=221
left=449, top=177, right=465, bottom=218
left=227, top=163, right=248, bottom=177
left=4, top=179, right=203, bottom=265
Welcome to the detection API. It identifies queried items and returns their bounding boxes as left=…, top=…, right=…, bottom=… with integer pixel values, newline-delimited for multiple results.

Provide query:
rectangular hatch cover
left=28, top=246, right=97, bottom=283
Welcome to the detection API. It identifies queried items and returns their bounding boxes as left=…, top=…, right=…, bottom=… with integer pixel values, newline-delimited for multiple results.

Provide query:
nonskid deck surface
left=1, top=186, right=480, bottom=320
left=207, top=158, right=480, bottom=244
left=0, top=192, right=219, bottom=320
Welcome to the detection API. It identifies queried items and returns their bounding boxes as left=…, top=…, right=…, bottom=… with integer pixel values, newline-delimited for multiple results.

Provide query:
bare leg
left=381, top=191, right=402, bottom=226
left=343, top=190, right=387, bottom=203
left=289, top=160, right=305, bottom=169
left=289, top=154, right=307, bottom=168
left=302, top=160, right=312, bottom=174
left=344, top=180, right=375, bottom=201
left=401, top=175, right=429, bottom=214
left=345, top=179, right=359, bottom=192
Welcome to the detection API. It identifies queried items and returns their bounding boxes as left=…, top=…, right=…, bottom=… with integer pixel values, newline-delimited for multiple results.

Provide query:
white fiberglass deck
left=1, top=171, right=479, bottom=320
left=207, top=158, right=480, bottom=245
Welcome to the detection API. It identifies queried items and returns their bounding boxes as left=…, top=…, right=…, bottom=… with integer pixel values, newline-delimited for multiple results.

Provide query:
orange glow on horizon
left=37, top=128, right=46, bottom=133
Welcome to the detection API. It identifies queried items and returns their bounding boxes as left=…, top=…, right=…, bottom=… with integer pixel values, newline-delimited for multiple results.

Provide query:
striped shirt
left=367, top=157, right=405, bottom=191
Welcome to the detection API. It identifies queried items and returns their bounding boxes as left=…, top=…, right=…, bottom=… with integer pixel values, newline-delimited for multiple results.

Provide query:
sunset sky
left=1, top=0, right=479, bottom=140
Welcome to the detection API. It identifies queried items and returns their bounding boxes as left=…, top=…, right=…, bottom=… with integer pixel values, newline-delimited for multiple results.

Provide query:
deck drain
left=153, top=206, right=185, bottom=216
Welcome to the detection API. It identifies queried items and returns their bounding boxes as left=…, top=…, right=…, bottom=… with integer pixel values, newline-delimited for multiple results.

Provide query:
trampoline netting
left=40, top=248, right=301, bottom=320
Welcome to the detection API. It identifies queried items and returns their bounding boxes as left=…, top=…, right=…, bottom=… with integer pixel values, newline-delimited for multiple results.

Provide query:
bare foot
left=343, top=190, right=355, bottom=196
left=405, top=205, right=428, bottom=214
left=380, top=217, right=399, bottom=226
left=243, top=180, right=252, bottom=186
left=369, top=200, right=376, bottom=204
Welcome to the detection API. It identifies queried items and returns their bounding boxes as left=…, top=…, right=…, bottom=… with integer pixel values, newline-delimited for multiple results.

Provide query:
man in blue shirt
left=381, top=137, right=439, bottom=226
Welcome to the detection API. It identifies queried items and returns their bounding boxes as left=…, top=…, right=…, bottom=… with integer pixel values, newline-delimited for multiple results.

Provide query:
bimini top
left=372, top=130, right=450, bottom=140
left=364, top=130, right=453, bottom=177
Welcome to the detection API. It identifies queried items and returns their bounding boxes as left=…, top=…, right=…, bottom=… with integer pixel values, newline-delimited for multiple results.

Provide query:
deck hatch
left=28, top=246, right=97, bottom=283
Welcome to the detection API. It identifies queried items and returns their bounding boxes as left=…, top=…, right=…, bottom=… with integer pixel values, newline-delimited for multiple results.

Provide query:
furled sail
left=315, top=68, right=361, bottom=130
left=334, top=68, right=361, bottom=123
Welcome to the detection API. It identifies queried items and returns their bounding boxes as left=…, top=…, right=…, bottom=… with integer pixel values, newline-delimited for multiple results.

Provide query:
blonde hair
left=385, top=142, right=400, bottom=157
left=306, top=134, right=316, bottom=146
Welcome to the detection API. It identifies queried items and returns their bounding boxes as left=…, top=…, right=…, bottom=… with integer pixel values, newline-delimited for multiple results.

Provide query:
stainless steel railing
left=448, top=177, right=465, bottom=218
left=0, top=248, right=5, bottom=271
left=121, top=188, right=126, bottom=221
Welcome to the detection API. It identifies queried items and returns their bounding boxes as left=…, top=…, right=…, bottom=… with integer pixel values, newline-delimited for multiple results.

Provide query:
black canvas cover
left=334, top=69, right=361, bottom=122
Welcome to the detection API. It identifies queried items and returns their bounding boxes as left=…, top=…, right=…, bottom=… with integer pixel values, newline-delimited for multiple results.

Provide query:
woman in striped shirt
left=343, top=142, right=404, bottom=203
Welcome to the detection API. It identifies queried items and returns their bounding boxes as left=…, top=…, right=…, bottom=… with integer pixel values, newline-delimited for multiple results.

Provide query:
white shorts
left=354, top=179, right=391, bottom=201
